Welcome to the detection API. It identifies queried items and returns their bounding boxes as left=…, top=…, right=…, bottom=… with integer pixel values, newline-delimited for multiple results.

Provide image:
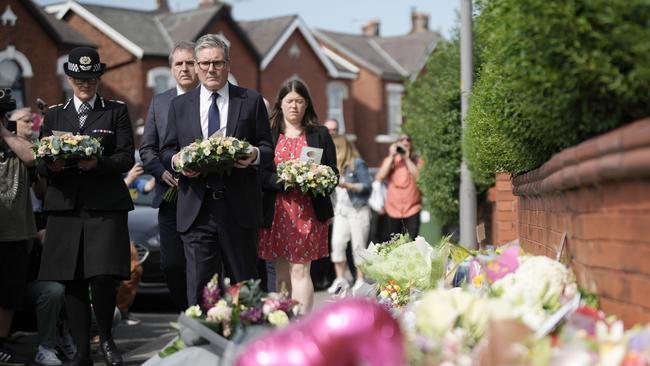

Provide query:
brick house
left=314, top=10, right=439, bottom=166
left=0, top=0, right=93, bottom=112
left=44, top=0, right=259, bottom=137
left=239, top=14, right=356, bottom=124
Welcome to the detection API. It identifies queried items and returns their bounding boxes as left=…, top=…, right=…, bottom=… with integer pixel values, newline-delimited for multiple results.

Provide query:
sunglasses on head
left=399, top=136, right=411, bottom=142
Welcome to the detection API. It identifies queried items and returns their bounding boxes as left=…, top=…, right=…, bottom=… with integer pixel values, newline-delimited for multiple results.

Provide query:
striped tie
left=78, top=102, right=91, bottom=128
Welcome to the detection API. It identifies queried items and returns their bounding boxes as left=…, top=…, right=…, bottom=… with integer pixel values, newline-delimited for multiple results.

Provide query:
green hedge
left=403, top=38, right=463, bottom=225
left=465, top=0, right=650, bottom=186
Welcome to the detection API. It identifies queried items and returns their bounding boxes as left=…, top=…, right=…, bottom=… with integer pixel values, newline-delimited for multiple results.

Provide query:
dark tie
left=78, top=102, right=91, bottom=128
left=207, top=92, right=223, bottom=190
left=208, top=92, right=220, bottom=137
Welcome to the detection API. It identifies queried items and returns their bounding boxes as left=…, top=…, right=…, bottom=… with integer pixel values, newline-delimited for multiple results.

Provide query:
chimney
left=410, top=8, right=430, bottom=33
left=362, top=19, right=380, bottom=37
left=199, top=0, right=219, bottom=8
left=156, top=0, right=169, bottom=12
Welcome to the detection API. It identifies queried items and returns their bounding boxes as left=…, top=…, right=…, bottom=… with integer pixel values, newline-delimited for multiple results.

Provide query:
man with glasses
left=37, top=47, right=134, bottom=366
left=140, top=41, right=199, bottom=312
left=160, top=34, right=273, bottom=307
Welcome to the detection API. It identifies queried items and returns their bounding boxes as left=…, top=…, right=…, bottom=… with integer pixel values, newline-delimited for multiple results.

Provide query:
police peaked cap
left=64, top=47, right=106, bottom=79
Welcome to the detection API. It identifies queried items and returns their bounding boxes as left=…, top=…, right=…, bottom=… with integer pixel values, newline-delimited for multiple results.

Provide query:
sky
left=36, top=0, right=459, bottom=38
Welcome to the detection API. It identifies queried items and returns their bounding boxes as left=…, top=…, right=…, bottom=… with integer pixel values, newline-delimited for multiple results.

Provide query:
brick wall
left=513, top=118, right=650, bottom=326
left=261, top=30, right=329, bottom=120
left=486, top=173, right=519, bottom=245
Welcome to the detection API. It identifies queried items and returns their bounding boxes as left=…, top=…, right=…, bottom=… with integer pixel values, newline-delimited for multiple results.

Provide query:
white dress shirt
left=73, top=94, right=97, bottom=112
left=199, top=83, right=229, bottom=139
left=198, top=82, right=260, bottom=165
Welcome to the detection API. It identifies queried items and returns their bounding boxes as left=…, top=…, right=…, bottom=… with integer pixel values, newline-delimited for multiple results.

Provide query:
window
left=57, top=55, right=73, bottom=100
left=386, top=83, right=404, bottom=135
left=0, top=46, right=33, bottom=108
left=0, top=59, right=24, bottom=107
left=327, top=81, right=348, bottom=134
left=146, top=67, right=174, bottom=94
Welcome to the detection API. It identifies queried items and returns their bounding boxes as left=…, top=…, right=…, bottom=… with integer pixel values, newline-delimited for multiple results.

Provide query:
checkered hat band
left=67, top=62, right=102, bottom=73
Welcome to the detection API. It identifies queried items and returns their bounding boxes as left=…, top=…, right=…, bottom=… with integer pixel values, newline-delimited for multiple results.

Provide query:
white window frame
left=386, top=83, right=404, bottom=135
left=146, top=66, right=174, bottom=94
left=326, top=81, right=348, bottom=134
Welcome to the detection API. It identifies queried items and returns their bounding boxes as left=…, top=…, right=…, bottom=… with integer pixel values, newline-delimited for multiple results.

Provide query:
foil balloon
left=236, top=298, right=404, bottom=366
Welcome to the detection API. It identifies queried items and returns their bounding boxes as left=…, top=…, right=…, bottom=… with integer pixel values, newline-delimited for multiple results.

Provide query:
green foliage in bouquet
left=176, top=136, right=250, bottom=175
left=276, top=159, right=338, bottom=197
left=465, top=0, right=650, bottom=185
left=33, top=133, right=102, bottom=162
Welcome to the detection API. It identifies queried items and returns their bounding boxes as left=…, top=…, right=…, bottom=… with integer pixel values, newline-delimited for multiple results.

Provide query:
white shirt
left=73, top=94, right=97, bottom=112
left=197, top=82, right=260, bottom=165
left=199, top=83, right=229, bottom=139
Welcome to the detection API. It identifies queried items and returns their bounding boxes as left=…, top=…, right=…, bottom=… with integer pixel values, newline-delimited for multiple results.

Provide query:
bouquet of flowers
left=377, top=280, right=414, bottom=310
left=276, top=159, right=338, bottom=196
left=184, top=275, right=300, bottom=339
left=175, top=135, right=250, bottom=175
left=32, top=133, right=102, bottom=162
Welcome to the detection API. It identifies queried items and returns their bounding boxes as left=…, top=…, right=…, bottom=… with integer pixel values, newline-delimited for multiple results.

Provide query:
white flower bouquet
left=276, top=159, right=338, bottom=196
left=33, top=133, right=102, bottom=162
left=175, top=135, right=250, bottom=175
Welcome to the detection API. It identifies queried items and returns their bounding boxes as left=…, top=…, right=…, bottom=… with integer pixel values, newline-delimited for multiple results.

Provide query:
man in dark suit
left=140, top=41, right=198, bottom=312
left=37, top=47, right=134, bottom=366
left=160, top=34, right=273, bottom=306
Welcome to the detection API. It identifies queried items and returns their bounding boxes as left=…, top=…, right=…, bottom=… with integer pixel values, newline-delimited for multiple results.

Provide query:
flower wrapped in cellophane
left=356, top=235, right=451, bottom=292
left=184, top=275, right=300, bottom=339
left=33, top=133, right=102, bottom=162
left=276, top=159, right=338, bottom=196
left=175, top=135, right=250, bottom=175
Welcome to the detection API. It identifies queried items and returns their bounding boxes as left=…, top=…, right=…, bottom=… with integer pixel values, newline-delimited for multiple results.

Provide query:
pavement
left=7, top=291, right=334, bottom=366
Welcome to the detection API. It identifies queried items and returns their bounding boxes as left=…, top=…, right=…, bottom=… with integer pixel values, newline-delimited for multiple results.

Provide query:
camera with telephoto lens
left=396, top=144, right=406, bottom=155
left=0, top=88, right=17, bottom=133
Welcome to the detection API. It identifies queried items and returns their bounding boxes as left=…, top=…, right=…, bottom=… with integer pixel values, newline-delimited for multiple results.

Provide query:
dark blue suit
left=139, top=87, right=187, bottom=311
left=160, top=83, right=273, bottom=305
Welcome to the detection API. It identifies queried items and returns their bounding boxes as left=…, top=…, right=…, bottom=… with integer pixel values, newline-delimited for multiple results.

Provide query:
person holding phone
left=375, top=134, right=424, bottom=239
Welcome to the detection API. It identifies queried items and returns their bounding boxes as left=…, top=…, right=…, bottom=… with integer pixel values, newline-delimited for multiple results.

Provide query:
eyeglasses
left=71, top=78, right=99, bottom=85
left=196, top=60, right=228, bottom=71
left=399, top=136, right=412, bottom=142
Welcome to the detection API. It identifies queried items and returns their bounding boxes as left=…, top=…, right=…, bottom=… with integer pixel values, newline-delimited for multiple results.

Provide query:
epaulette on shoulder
left=110, top=100, right=126, bottom=104
left=48, top=103, right=63, bottom=109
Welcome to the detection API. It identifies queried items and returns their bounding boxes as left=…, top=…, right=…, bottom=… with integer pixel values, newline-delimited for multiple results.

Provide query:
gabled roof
left=45, top=1, right=258, bottom=61
left=46, top=1, right=146, bottom=57
left=157, top=4, right=224, bottom=44
left=23, top=0, right=93, bottom=47
left=314, top=29, right=405, bottom=81
left=82, top=4, right=171, bottom=56
left=376, top=31, right=440, bottom=80
left=314, top=28, right=439, bottom=81
left=239, top=15, right=355, bottom=79
left=239, top=15, right=295, bottom=59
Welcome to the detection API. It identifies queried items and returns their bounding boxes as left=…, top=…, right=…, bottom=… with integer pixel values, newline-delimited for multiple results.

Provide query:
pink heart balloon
left=236, top=298, right=404, bottom=366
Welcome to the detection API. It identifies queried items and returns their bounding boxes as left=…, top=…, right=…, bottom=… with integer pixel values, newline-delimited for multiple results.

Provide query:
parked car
left=127, top=180, right=167, bottom=294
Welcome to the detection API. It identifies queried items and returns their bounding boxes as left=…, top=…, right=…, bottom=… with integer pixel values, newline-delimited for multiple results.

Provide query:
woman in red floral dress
left=259, top=80, right=337, bottom=313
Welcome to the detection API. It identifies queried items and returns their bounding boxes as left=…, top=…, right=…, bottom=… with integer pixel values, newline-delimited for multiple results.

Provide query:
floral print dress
left=258, top=133, right=329, bottom=263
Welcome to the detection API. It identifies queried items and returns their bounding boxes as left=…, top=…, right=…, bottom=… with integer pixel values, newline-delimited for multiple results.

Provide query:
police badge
left=79, top=56, right=92, bottom=71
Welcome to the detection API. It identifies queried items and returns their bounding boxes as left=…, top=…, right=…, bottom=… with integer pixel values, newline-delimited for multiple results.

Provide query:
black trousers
left=158, top=202, right=187, bottom=312
left=387, top=211, right=421, bottom=239
left=181, top=196, right=258, bottom=306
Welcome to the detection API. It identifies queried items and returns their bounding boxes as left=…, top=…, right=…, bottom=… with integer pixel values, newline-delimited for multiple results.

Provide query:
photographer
left=375, top=133, right=424, bottom=239
left=0, top=89, right=36, bottom=366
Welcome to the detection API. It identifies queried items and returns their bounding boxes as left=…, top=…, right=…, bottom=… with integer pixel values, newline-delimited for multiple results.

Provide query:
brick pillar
left=487, top=173, right=519, bottom=245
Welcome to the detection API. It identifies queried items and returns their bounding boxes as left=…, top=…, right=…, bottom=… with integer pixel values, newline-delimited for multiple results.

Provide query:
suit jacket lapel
left=226, top=83, right=242, bottom=137
left=188, top=88, right=203, bottom=140
left=62, top=103, right=81, bottom=133
left=306, top=127, right=319, bottom=148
